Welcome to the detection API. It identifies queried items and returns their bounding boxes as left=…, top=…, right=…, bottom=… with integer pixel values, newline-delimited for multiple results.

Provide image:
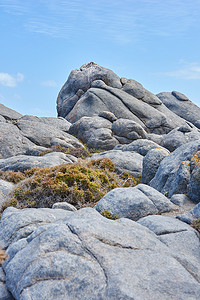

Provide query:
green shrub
left=191, top=219, right=200, bottom=233
left=101, top=210, right=118, bottom=220
left=2, top=158, right=140, bottom=212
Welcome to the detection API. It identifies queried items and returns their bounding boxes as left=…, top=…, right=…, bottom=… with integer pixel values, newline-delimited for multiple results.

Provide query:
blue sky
left=0, top=0, right=200, bottom=117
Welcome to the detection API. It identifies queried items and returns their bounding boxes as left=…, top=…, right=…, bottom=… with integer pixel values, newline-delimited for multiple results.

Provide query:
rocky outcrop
left=1, top=207, right=200, bottom=300
left=0, top=152, right=77, bottom=172
left=150, top=140, right=200, bottom=197
left=57, top=62, right=187, bottom=134
left=1, top=63, right=200, bottom=300
left=157, top=91, right=200, bottom=125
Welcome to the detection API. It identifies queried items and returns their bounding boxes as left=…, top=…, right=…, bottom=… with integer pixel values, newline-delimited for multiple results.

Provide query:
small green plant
left=191, top=219, right=200, bottom=233
left=101, top=210, right=118, bottom=220
left=164, top=192, right=169, bottom=197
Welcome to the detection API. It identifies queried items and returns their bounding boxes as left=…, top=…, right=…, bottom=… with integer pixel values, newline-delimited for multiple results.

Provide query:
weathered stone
left=170, top=194, right=191, bottom=206
left=0, top=123, right=35, bottom=158
left=161, top=126, right=200, bottom=152
left=121, top=77, right=162, bottom=105
left=52, top=202, right=77, bottom=211
left=150, top=140, right=200, bottom=196
left=98, top=111, right=117, bottom=122
left=157, top=91, right=200, bottom=125
left=138, top=215, right=200, bottom=282
left=141, top=148, right=169, bottom=184
left=17, top=119, right=83, bottom=149
left=177, top=202, right=200, bottom=224
left=0, top=180, right=15, bottom=210
left=0, top=152, right=77, bottom=172
left=0, top=103, right=22, bottom=120
left=112, top=118, right=147, bottom=141
left=194, top=120, right=200, bottom=129
left=116, top=139, right=166, bottom=156
left=58, top=63, right=188, bottom=135
left=19, top=115, right=71, bottom=132
left=95, top=184, right=173, bottom=220
left=91, top=149, right=143, bottom=177
left=186, top=151, right=200, bottom=202
left=1, top=207, right=200, bottom=300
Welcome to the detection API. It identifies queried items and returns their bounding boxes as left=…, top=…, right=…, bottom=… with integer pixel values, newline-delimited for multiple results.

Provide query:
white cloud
left=164, top=62, right=200, bottom=80
left=41, top=80, right=58, bottom=87
left=0, top=72, right=24, bottom=87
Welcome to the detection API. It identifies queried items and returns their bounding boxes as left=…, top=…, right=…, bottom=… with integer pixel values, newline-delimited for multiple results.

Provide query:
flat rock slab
left=0, top=103, right=22, bottom=120
left=0, top=152, right=77, bottom=172
left=95, top=184, right=174, bottom=221
left=0, top=207, right=200, bottom=299
left=138, top=215, right=200, bottom=282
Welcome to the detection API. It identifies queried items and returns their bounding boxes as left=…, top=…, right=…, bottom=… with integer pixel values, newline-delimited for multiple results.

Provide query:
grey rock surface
left=52, top=202, right=77, bottom=211
left=0, top=180, right=15, bottom=210
left=115, top=138, right=167, bottom=156
left=112, top=118, right=147, bottom=142
left=57, top=63, right=187, bottom=134
left=0, top=267, right=14, bottom=299
left=91, top=149, right=143, bottom=177
left=0, top=152, right=77, bottom=172
left=150, top=140, right=200, bottom=197
left=177, top=202, right=200, bottom=224
left=69, top=116, right=118, bottom=150
left=141, top=148, right=169, bottom=184
left=187, top=152, right=200, bottom=203
left=160, top=126, right=200, bottom=152
left=157, top=91, right=200, bottom=125
left=17, top=119, right=83, bottom=149
left=170, top=194, right=191, bottom=206
left=95, top=184, right=174, bottom=220
left=1, top=207, right=200, bottom=299
left=138, top=215, right=200, bottom=282
left=19, top=115, right=71, bottom=132
left=0, top=123, right=35, bottom=158
left=0, top=103, right=22, bottom=120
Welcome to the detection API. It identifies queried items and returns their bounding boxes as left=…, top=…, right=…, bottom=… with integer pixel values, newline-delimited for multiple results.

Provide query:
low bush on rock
left=1, top=158, right=140, bottom=212
left=101, top=210, right=118, bottom=220
left=192, top=219, right=200, bottom=233
left=39, top=145, right=101, bottom=159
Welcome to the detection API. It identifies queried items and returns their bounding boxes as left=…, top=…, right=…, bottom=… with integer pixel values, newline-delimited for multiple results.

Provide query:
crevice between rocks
left=66, top=223, right=109, bottom=291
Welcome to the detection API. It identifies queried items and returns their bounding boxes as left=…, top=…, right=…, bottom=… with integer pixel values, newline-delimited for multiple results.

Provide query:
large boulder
left=160, top=124, right=200, bottom=152
left=150, top=140, right=200, bottom=197
left=0, top=103, right=22, bottom=120
left=115, top=139, right=167, bottom=156
left=187, top=151, right=200, bottom=202
left=157, top=91, right=200, bottom=125
left=69, top=116, right=118, bottom=150
left=0, top=152, right=77, bottom=172
left=91, top=149, right=143, bottom=177
left=1, top=207, right=200, bottom=299
left=17, top=119, right=82, bottom=149
left=19, top=115, right=71, bottom=132
left=141, top=148, right=170, bottom=184
left=95, top=184, right=174, bottom=220
left=138, top=215, right=200, bottom=282
left=57, top=63, right=187, bottom=134
left=0, top=123, right=35, bottom=158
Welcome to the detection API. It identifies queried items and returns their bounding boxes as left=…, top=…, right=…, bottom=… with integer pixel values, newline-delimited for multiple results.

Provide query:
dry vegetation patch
left=1, top=158, right=140, bottom=212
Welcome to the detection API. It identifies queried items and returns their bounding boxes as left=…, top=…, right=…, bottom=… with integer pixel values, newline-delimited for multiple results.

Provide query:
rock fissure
left=66, top=223, right=109, bottom=290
